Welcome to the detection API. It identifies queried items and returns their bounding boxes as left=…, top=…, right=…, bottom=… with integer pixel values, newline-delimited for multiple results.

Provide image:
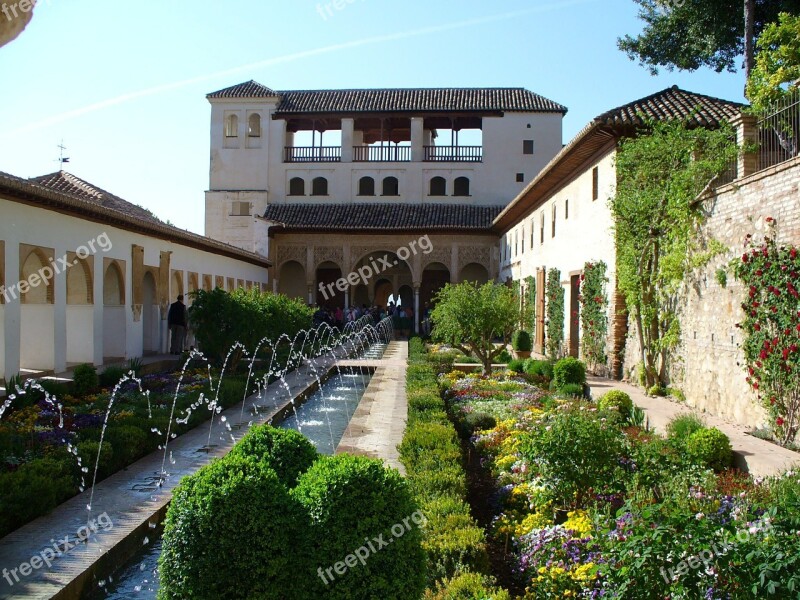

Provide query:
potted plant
left=511, top=330, right=532, bottom=359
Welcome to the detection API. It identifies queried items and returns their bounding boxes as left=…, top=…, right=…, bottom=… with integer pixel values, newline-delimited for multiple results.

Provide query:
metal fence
left=757, top=88, right=800, bottom=172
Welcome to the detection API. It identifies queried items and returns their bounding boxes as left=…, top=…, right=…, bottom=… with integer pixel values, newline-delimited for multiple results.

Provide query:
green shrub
left=458, top=412, right=497, bottom=438
left=427, top=350, right=462, bottom=375
left=409, top=337, right=426, bottom=358
left=292, top=454, right=426, bottom=600
left=422, top=521, right=489, bottom=584
left=424, top=572, right=511, bottom=600
left=217, top=377, right=248, bottom=409
left=72, top=363, right=99, bottom=398
left=159, top=454, right=310, bottom=600
left=524, top=359, right=553, bottom=379
left=228, top=425, right=318, bottom=487
left=99, top=366, right=127, bottom=389
left=408, top=466, right=468, bottom=503
left=598, top=390, right=634, bottom=421
left=522, top=408, right=626, bottom=508
left=0, top=456, right=77, bottom=538
left=507, top=359, right=526, bottom=373
left=553, top=357, right=586, bottom=389
left=104, top=425, right=150, bottom=469
left=666, top=414, right=706, bottom=445
left=685, top=427, right=733, bottom=471
left=511, top=330, right=532, bottom=352
left=77, top=440, right=114, bottom=480
left=495, top=349, right=512, bottom=364
left=648, top=384, right=667, bottom=397
left=399, top=422, right=462, bottom=472
left=558, top=383, right=585, bottom=398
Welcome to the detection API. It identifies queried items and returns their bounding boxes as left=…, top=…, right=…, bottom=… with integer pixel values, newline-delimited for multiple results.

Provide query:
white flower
left=696, top=513, right=705, bottom=520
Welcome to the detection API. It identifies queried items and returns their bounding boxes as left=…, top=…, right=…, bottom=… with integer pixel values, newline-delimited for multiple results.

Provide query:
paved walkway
left=337, top=341, right=408, bottom=474
left=588, top=376, right=800, bottom=478
left=0, top=353, right=337, bottom=600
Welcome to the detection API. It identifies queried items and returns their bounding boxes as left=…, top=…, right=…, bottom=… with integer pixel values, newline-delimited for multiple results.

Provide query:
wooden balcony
left=353, top=145, right=412, bottom=162
left=284, top=146, right=342, bottom=163
left=424, top=145, right=483, bottom=162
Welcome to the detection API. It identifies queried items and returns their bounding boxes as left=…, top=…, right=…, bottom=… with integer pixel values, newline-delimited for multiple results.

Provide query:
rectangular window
left=523, top=140, right=534, bottom=155
left=565, top=199, right=569, bottom=220
left=530, top=220, right=535, bottom=248
left=231, top=201, right=251, bottom=216
left=516, top=173, right=525, bottom=182
left=540, top=213, right=545, bottom=244
left=521, top=226, right=525, bottom=253
left=515, top=231, right=518, bottom=257
left=592, top=167, right=599, bottom=201
left=551, top=205, right=556, bottom=238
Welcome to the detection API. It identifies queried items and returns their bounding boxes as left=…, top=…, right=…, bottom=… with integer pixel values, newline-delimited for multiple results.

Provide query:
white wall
left=1, top=196, right=269, bottom=379
left=66, top=306, right=94, bottom=364
left=500, top=147, right=617, bottom=354
left=102, top=306, right=126, bottom=359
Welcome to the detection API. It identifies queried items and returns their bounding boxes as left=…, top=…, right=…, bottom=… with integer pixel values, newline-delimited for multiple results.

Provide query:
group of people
left=311, top=302, right=418, bottom=338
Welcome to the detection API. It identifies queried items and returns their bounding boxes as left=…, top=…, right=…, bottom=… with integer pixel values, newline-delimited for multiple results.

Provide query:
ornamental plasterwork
left=313, top=246, right=344, bottom=269
left=276, top=245, right=306, bottom=268
left=458, top=246, right=491, bottom=271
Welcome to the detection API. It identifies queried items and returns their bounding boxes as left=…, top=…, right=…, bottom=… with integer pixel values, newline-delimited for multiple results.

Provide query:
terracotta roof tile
left=208, top=82, right=567, bottom=114
left=263, top=203, right=502, bottom=232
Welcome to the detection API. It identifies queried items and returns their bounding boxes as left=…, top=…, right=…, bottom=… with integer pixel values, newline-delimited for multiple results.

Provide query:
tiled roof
left=596, top=86, right=743, bottom=129
left=263, top=203, right=503, bottom=232
left=30, top=171, right=161, bottom=224
left=208, top=82, right=567, bottom=114
left=206, top=80, right=278, bottom=99
left=0, top=171, right=271, bottom=267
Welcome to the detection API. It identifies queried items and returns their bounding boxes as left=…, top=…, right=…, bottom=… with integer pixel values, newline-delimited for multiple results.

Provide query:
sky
left=0, top=0, right=748, bottom=234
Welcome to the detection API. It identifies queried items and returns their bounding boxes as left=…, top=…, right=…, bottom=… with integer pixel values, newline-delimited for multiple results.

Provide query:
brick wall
left=623, top=156, right=800, bottom=429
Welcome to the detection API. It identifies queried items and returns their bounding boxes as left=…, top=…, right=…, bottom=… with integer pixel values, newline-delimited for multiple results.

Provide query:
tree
left=746, top=12, right=800, bottom=109
left=430, top=282, right=519, bottom=374
left=612, top=120, right=738, bottom=388
left=618, top=0, right=800, bottom=79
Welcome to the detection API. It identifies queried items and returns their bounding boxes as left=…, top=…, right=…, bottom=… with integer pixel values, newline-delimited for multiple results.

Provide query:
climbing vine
left=734, top=228, right=800, bottom=446
left=545, top=268, right=565, bottom=361
left=524, top=275, right=536, bottom=338
left=580, top=261, right=609, bottom=372
left=612, top=120, right=738, bottom=388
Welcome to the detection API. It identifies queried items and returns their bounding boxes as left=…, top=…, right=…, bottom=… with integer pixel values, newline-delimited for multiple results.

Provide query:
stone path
left=588, top=376, right=800, bottom=478
left=337, top=341, right=408, bottom=474
left=0, top=353, right=337, bottom=600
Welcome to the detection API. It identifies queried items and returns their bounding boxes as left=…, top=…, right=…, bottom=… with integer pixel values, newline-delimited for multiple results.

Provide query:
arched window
left=248, top=113, right=262, bottom=138
left=429, top=176, right=446, bottom=196
left=225, top=114, right=239, bottom=138
left=312, top=177, right=329, bottom=196
left=289, top=177, right=305, bottom=196
left=453, top=176, right=470, bottom=197
left=358, top=176, right=375, bottom=196
left=382, top=176, right=399, bottom=197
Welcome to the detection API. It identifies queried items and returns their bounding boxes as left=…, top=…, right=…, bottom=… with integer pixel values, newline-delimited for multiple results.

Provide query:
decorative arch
left=429, top=176, right=447, bottom=196
left=67, top=255, right=93, bottom=304
left=460, top=262, right=490, bottom=284
left=171, top=270, right=184, bottom=301
left=289, top=177, right=306, bottom=196
left=312, top=177, right=329, bottom=196
left=103, top=261, right=125, bottom=305
left=20, top=247, right=54, bottom=304
left=358, top=176, right=375, bottom=196
left=225, top=113, right=239, bottom=138
left=248, top=113, right=262, bottom=138
left=453, top=176, right=471, bottom=197
left=382, top=176, right=399, bottom=197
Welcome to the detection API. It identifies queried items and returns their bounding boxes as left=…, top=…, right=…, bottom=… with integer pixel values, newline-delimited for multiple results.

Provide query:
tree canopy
left=746, top=12, right=800, bottom=109
left=619, top=0, right=800, bottom=76
left=430, top=281, right=519, bottom=374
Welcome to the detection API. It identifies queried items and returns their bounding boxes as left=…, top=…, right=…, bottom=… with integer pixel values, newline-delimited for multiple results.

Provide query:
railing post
left=731, top=112, right=758, bottom=178
left=341, top=118, right=354, bottom=163
left=411, top=118, right=425, bottom=162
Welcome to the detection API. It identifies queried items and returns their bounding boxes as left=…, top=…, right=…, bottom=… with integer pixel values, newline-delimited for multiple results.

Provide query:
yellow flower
left=563, top=510, right=593, bottom=538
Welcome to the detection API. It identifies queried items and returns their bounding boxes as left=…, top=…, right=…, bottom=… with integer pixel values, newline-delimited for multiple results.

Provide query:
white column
left=411, top=117, right=425, bottom=162
left=4, top=243, right=21, bottom=379
left=344, top=292, right=349, bottom=311
left=93, top=253, right=104, bottom=366
left=414, top=286, right=420, bottom=334
left=53, top=245, right=67, bottom=373
left=308, top=285, right=314, bottom=306
left=341, top=118, right=354, bottom=163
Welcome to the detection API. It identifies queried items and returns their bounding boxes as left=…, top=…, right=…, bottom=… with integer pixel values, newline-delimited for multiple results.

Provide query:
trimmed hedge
left=227, top=424, right=318, bottom=487
left=292, top=454, right=426, bottom=600
left=553, top=357, right=587, bottom=389
left=685, top=427, right=733, bottom=472
left=158, top=454, right=310, bottom=600
left=598, top=390, right=634, bottom=422
left=424, top=572, right=512, bottom=600
left=403, top=338, right=493, bottom=590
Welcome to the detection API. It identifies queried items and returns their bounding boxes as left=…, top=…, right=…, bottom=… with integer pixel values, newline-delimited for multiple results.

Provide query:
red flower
left=776, top=417, right=785, bottom=427
left=742, top=254, right=749, bottom=263
left=791, top=248, right=798, bottom=260
left=754, top=323, right=761, bottom=331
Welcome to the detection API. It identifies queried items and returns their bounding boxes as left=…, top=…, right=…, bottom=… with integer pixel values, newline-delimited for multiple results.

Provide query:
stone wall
left=622, top=156, right=800, bottom=430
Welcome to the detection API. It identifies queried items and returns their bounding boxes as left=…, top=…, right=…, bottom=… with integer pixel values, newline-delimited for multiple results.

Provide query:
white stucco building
left=0, top=171, right=271, bottom=381
left=204, top=81, right=566, bottom=321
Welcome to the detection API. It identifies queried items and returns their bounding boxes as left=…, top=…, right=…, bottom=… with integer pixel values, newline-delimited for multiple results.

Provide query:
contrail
left=3, top=0, right=598, bottom=137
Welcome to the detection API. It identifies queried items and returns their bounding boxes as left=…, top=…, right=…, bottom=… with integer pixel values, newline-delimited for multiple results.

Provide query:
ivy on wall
left=734, top=228, right=800, bottom=446
left=546, top=268, right=565, bottom=361
left=524, top=275, right=536, bottom=338
left=580, top=261, right=609, bottom=372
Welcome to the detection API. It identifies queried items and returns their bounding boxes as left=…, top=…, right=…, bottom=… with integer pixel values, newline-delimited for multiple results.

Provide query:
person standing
left=168, top=295, right=188, bottom=355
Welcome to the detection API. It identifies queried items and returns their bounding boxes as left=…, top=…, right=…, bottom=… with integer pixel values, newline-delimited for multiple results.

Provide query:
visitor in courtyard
left=167, top=295, right=188, bottom=355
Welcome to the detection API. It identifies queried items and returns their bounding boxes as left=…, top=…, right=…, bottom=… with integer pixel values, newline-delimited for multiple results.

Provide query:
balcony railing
left=424, top=145, right=483, bottom=162
left=353, top=145, right=411, bottom=162
left=757, top=89, right=800, bottom=172
left=284, top=146, right=342, bottom=163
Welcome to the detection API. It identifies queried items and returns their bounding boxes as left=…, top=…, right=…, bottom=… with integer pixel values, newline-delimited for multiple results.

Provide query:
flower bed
left=444, top=370, right=800, bottom=598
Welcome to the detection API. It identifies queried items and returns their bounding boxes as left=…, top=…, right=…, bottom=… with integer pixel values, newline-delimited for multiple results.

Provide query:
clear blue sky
left=0, top=0, right=747, bottom=234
